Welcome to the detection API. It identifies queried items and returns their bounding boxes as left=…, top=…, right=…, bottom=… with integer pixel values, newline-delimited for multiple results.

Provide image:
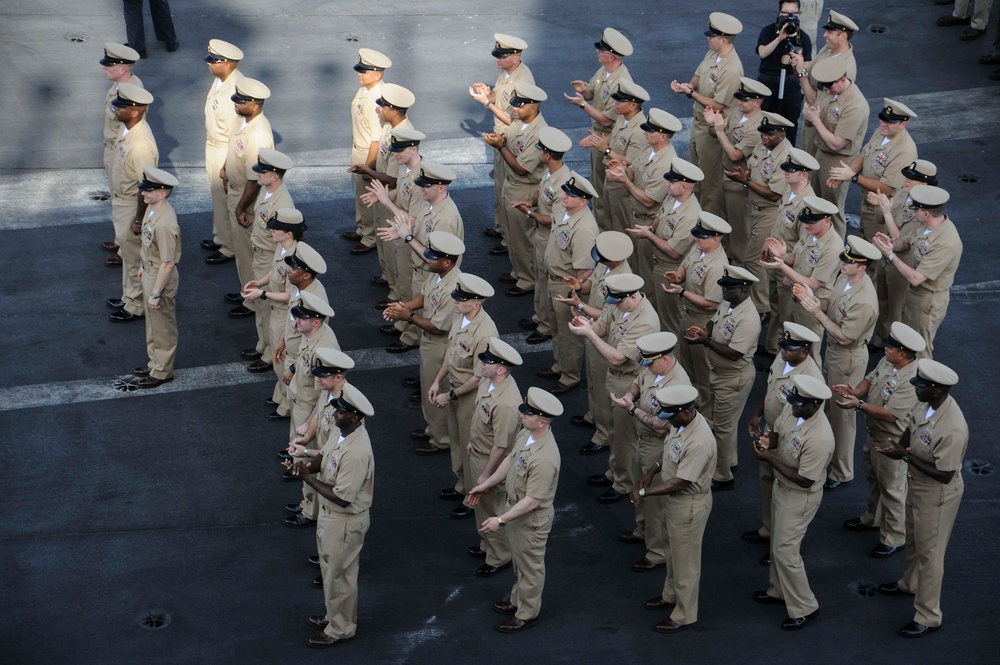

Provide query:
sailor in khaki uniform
left=634, top=385, right=716, bottom=632
left=469, top=34, right=534, bottom=244
left=836, top=322, right=924, bottom=557
left=202, top=39, right=243, bottom=263
left=762, top=148, right=821, bottom=356
left=875, top=360, right=969, bottom=638
left=611, top=333, right=691, bottom=572
left=707, top=77, right=767, bottom=260
left=510, top=127, right=574, bottom=342
left=222, top=78, right=274, bottom=316
left=570, top=274, right=660, bottom=504
left=555, top=232, right=634, bottom=456
left=242, top=149, right=294, bottom=370
left=671, top=12, right=745, bottom=216
left=565, top=28, right=634, bottom=230
left=287, top=383, right=375, bottom=648
left=796, top=236, right=881, bottom=488
left=99, top=43, right=143, bottom=258
left=761, top=195, right=844, bottom=356
left=582, top=80, right=649, bottom=236
left=828, top=99, right=919, bottom=247
left=685, top=266, right=762, bottom=487
left=745, top=322, right=823, bottom=551
left=632, top=158, right=704, bottom=336
left=752, top=375, right=835, bottom=631
left=466, top=338, right=523, bottom=576
left=484, top=82, right=549, bottom=295
left=802, top=56, right=869, bottom=237
left=470, top=388, right=563, bottom=633
left=429, top=273, right=498, bottom=517
left=106, top=83, right=158, bottom=323
left=287, top=289, right=340, bottom=430
left=872, top=185, right=963, bottom=358
left=661, top=214, right=731, bottom=405
left=540, top=173, right=599, bottom=393
left=344, top=48, right=390, bottom=254
left=611, top=108, right=681, bottom=293
left=131, top=168, right=180, bottom=388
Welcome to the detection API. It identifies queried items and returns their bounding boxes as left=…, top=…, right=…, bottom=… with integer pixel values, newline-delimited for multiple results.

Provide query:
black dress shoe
left=247, top=360, right=272, bottom=373
left=506, top=285, right=533, bottom=297
left=535, top=367, right=558, bottom=379
left=341, top=229, right=362, bottom=241
left=497, top=617, right=537, bottom=632
left=277, top=449, right=292, bottom=460
left=598, top=489, right=626, bottom=504
left=498, top=272, right=517, bottom=284
left=374, top=299, right=396, bottom=309
left=415, top=442, right=449, bottom=455
left=439, top=488, right=462, bottom=501
left=242, top=348, right=263, bottom=360
left=102, top=240, right=120, bottom=252
left=468, top=546, right=486, bottom=559
left=284, top=513, right=317, bottom=528
left=741, top=530, right=769, bottom=544
left=492, top=600, right=518, bottom=616
left=201, top=239, right=221, bottom=251
left=284, top=503, right=302, bottom=515
left=759, top=553, right=771, bottom=566
left=476, top=561, right=512, bottom=577
left=264, top=398, right=279, bottom=407
left=654, top=618, right=688, bottom=633
left=386, top=340, right=419, bottom=353
left=105, top=254, right=122, bottom=266
left=518, top=318, right=540, bottom=330
left=549, top=382, right=575, bottom=395
left=308, top=555, right=320, bottom=567
left=205, top=251, right=234, bottom=264
left=224, top=292, right=243, bottom=304
left=228, top=305, right=253, bottom=318
left=268, top=411, right=290, bottom=421
left=136, top=375, right=173, bottom=389
left=133, top=365, right=151, bottom=377
left=867, top=342, right=885, bottom=354
left=571, top=415, right=596, bottom=429
left=349, top=243, right=376, bottom=255
left=711, top=479, right=735, bottom=491
left=402, top=376, right=421, bottom=388
left=483, top=226, right=502, bottom=238
left=379, top=324, right=399, bottom=336
left=312, top=575, right=323, bottom=588
left=843, top=517, right=879, bottom=531
left=526, top=331, right=552, bottom=344
left=752, top=590, right=785, bottom=605
left=823, top=479, right=850, bottom=491
left=979, top=53, right=1000, bottom=65
left=587, top=474, right=613, bottom=487
left=781, top=609, right=818, bottom=631
left=451, top=505, right=474, bottom=519
left=166, top=40, right=179, bottom=52
left=579, top=442, right=607, bottom=455
left=631, top=557, right=664, bottom=572
left=409, top=390, right=422, bottom=402
left=370, top=275, right=388, bottom=287
left=489, top=244, right=509, bottom=256
left=899, top=621, right=939, bottom=638
left=617, top=531, right=643, bottom=545
left=109, top=310, right=143, bottom=322
left=106, top=298, right=126, bottom=310
left=644, top=596, right=675, bottom=610
left=878, top=582, right=914, bottom=596
left=281, top=470, right=301, bottom=482
left=872, top=544, right=902, bottom=558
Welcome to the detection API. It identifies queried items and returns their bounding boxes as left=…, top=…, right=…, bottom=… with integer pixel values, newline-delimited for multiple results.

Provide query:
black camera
left=776, top=15, right=800, bottom=39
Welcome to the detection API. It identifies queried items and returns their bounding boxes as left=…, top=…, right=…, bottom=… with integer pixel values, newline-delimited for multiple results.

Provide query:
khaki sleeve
left=675, top=439, right=712, bottom=483
left=882, top=376, right=919, bottom=423
left=571, top=225, right=600, bottom=270
left=932, top=425, right=968, bottom=472
left=839, top=299, right=877, bottom=342
left=795, top=433, right=830, bottom=483
left=491, top=400, right=521, bottom=450
left=915, top=236, right=958, bottom=282
left=712, top=65, right=743, bottom=106
left=726, top=311, right=760, bottom=356
left=524, top=457, right=559, bottom=501
left=155, top=226, right=179, bottom=263
left=331, top=450, right=369, bottom=504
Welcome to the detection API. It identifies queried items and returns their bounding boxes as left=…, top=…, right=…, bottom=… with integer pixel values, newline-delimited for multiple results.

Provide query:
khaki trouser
left=767, top=483, right=823, bottom=619
left=721, top=185, right=749, bottom=263
left=290, top=385, right=321, bottom=520
left=710, top=363, right=756, bottom=482
left=469, top=450, right=511, bottom=567
left=689, top=122, right=724, bottom=216
left=755, top=461, right=776, bottom=539
left=824, top=344, right=868, bottom=482
left=746, top=204, right=777, bottom=315
left=251, top=246, right=273, bottom=360
left=764, top=271, right=792, bottom=355
left=206, top=140, right=234, bottom=254
left=420, top=335, right=450, bottom=450
left=878, top=261, right=910, bottom=344
left=604, top=180, right=630, bottom=236
left=533, top=228, right=552, bottom=336
left=317, top=508, right=370, bottom=639
left=508, top=505, right=554, bottom=621
left=268, top=305, right=290, bottom=417
left=636, top=429, right=667, bottom=563
left=590, top=146, right=611, bottom=231
left=897, top=475, right=964, bottom=628
left=678, top=310, right=714, bottom=415
left=502, top=181, right=538, bottom=290
left=607, top=370, right=640, bottom=495
left=140, top=267, right=178, bottom=379
left=661, top=491, right=712, bottom=625
left=812, top=151, right=851, bottom=239
left=112, top=196, right=144, bottom=316
left=587, top=344, right=612, bottom=449
left=374, top=200, right=393, bottom=293
left=493, top=151, right=508, bottom=238
left=227, top=189, right=254, bottom=291
left=902, top=289, right=948, bottom=360
left=652, top=256, right=683, bottom=337
left=354, top=173, right=376, bottom=247
left=631, top=219, right=657, bottom=300
left=547, top=280, right=585, bottom=387
left=860, top=436, right=908, bottom=547
left=445, top=389, right=475, bottom=495
left=397, top=268, right=429, bottom=346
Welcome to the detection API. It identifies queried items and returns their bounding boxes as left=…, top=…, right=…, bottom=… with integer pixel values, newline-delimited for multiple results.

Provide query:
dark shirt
left=757, top=23, right=813, bottom=76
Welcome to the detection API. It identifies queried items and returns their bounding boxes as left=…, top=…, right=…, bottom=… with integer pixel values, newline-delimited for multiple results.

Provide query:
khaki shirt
left=629, top=144, right=676, bottom=220
left=864, top=359, right=920, bottom=441
left=140, top=202, right=181, bottom=276
left=586, top=260, right=633, bottom=309
left=412, top=195, right=464, bottom=270
left=291, top=325, right=341, bottom=404
left=250, top=183, right=295, bottom=253
left=768, top=185, right=815, bottom=245
left=808, top=45, right=857, bottom=90
left=607, top=111, right=648, bottom=166
left=635, top=361, right=691, bottom=439
left=284, top=280, right=329, bottom=367
left=904, top=218, right=963, bottom=296
left=748, top=138, right=791, bottom=209
left=814, top=82, right=869, bottom=156
left=469, top=375, right=522, bottom=456
left=491, top=63, right=535, bottom=133
left=105, top=73, right=144, bottom=151
left=110, top=119, right=159, bottom=200
left=681, top=245, right=728, bottom=320
left=505, top=429, right=560, bottom=510
left=596, top=295, right=661, bottom=376
left=204, top=70, right=241, bottom=145
left=270, top=240, right=297, bottom=314
left=537, top=163, right=572, bottom=220
left=319, top=424, right=375, bottom=514
left=653, top=194, right=702, bottom=264
left=709, top=298, right=761, bottom=371
left=720, top=106, right=762, bottom=183
left=587, top=63, right=631, bottom=133
left=692, top=48, right=744, bottom=128
left=660, top=412, right=716, bottom=495
left=859, top=129, right=918, bottom=228
left=826, top=273, right=878, bottom=348
left=904, top=396, right=969, bottom=485
left=772, top=405, right=835, bottom=492
left=503, top=113, right=548, bottom=186
left=351, top=81, right=383, bottom=163
left=790, top=227, right=845, bottom=302
left=545, top=207, right=599, bottom=281
left=445, top=310, right=498, bottom=386
left=314, top=384, right=346, bottom=452
left=226, top=115, right=274, bottom=193
left=420, top=268, right=461, bottom=342
left=763, top=355, right=823, bottom=426
left=395, top=160, right=426, bottom=217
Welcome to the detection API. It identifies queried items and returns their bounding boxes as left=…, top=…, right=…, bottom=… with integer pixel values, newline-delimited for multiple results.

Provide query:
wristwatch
left=628, top=405, right=638, bottom=416
left=579, top=101, right=586, bottom=108
left=604, top=147, right=612, bottom=156
left=742, top=178, right=750, bottom=189
left=577, top=303, right=585, bottom=313
left=678, top=288, right=686, bottom=300
left=260, top=291, right=267, bottom=301
left=449, top=389, right=458, bottom=401
left=403, top=234, right=414, bottom=243
left=850, top=172, right=860, bottom=184
left=497, top=516, right=506, bottom=526
left=638, top=488, right=646, bottom=497
left=854, top=399, right=865, bottom=412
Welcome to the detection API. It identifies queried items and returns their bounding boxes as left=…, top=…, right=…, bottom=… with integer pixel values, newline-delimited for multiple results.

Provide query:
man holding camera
left=757, top=1, right=813, bottom=145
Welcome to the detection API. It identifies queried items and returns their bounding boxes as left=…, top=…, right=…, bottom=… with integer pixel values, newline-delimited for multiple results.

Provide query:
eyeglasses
left=779, top=11, right=800, bottom=17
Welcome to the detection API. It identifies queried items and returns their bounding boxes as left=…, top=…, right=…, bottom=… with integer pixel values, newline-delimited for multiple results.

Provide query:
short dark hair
left=779, top=0, right=801, bottom=9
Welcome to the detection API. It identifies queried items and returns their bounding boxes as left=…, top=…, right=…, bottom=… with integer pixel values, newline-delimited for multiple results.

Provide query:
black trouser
left=758, top=70, right=804, bottom=147
left=123, top=0, right=177, bottom=52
